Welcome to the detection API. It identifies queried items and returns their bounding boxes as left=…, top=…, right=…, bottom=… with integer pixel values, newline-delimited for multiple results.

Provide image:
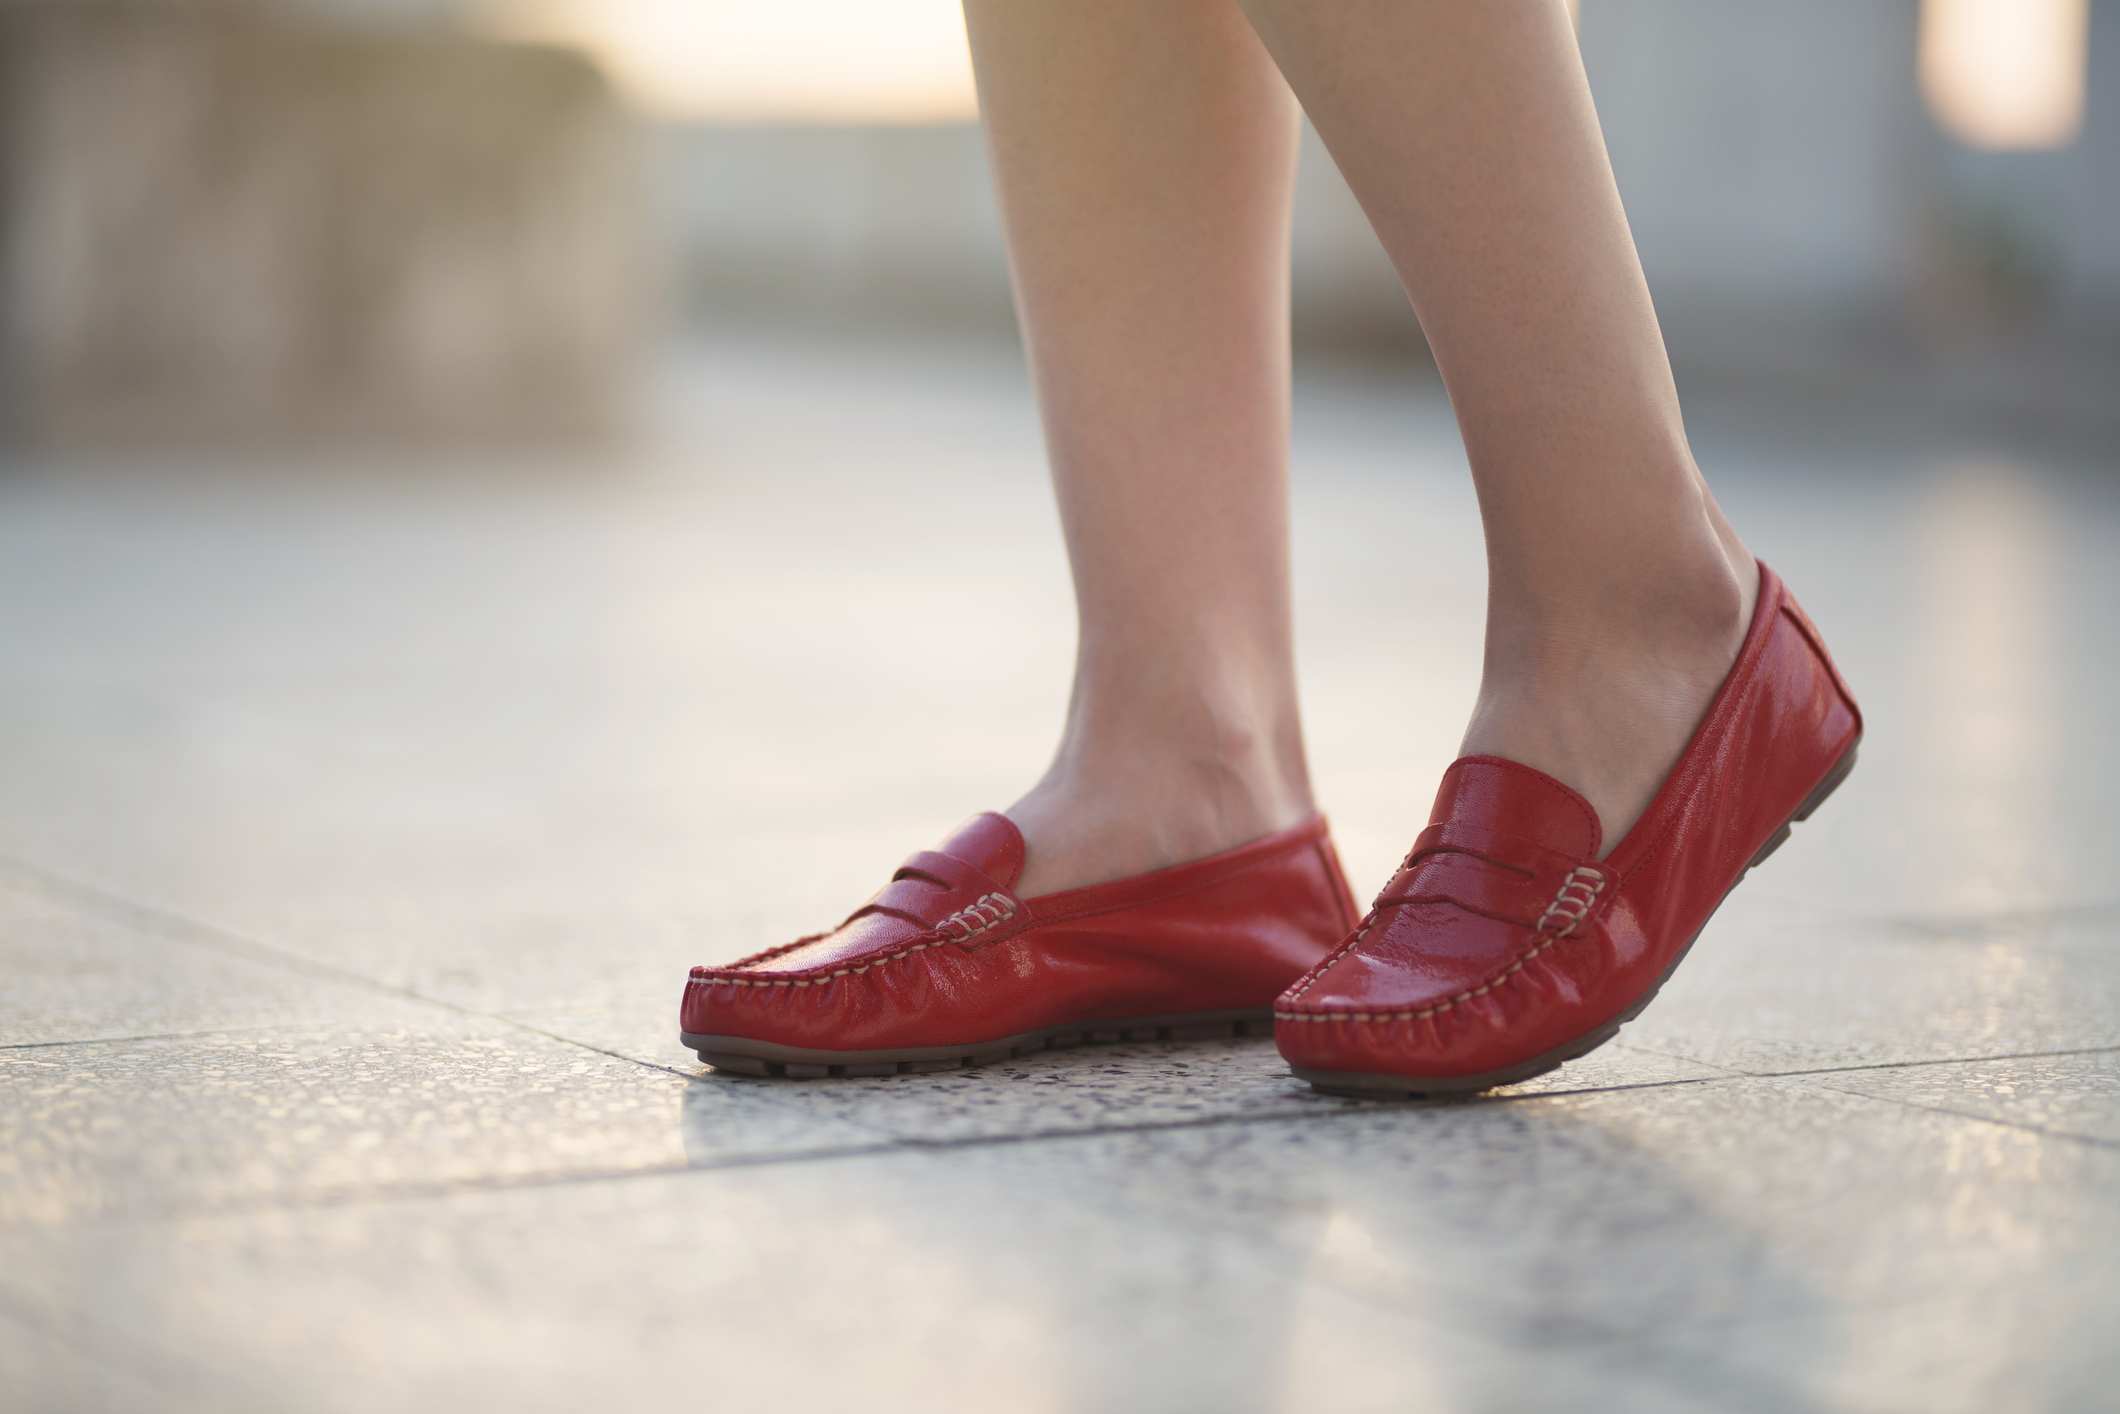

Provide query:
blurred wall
left=659, top=0, right=2120, bottom=397
left=654, top=120, right=1419, bottom=352
left=1583, top=0, right=1930, bottom=355
left=6, top=0, right=2114, bottom=447
left=655, top=124, right=1006, bottom=333
left=0, top=0, right=646, bottom=447
left=1584, top=0, right=2120, bottom=375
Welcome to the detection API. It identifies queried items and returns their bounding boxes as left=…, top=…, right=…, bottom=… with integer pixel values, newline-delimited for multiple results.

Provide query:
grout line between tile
left=0, top=850, right=703, bottom=1083
left=0, top=852, right=465, bottom=1010
left=0, top=1021, right=407, bottom=1052
left=1789, top=1078, right=2120, bottom=1152
left=1620, top=1041, right=2120, bottom=1081
left=497, top=1018, right=704, bottom=1081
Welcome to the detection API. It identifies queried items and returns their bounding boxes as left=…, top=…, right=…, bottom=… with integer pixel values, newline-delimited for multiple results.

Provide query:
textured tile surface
left=1622, top=910, right=2120, bottom=1074
left=1, top=335, right=2117, bottom=1412
left=0, top=1022, right=697, bottom=1224
left=1803, top=1047, right=2120, bottom=1146
left=5, top=1078, right=2114, bottom=1414
left=0, top=875, right=437, bottom=1048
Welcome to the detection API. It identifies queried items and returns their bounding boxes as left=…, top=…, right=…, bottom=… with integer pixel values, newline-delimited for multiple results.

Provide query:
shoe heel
left=1747, top=740, right=1860, bottom=869
left=1793, top=741, right=1859, bottom=822
left=1748, top=823, right=1794, bottom=869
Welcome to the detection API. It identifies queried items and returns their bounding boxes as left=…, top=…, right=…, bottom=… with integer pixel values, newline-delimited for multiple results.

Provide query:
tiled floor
left=2, top=333, right=2116, bottom=1412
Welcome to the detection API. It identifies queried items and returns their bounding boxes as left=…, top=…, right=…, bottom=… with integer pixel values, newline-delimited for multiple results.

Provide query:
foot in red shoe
left=1274, top=562, right=1862, bottom=1096
left=683, top=811, right=1359, bottom=1078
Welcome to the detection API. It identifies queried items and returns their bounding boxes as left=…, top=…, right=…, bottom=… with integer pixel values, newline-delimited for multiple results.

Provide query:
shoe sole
left=1290, top=738, right=1861, bottom=1100
left=683, top=1007, right=1274, bottom=1078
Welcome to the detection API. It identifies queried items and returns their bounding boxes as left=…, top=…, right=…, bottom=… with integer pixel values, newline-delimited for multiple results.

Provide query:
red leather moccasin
left=1276, top=561, right=1862, bottom=1096
left=682, top=812, right=1359, bottom=1078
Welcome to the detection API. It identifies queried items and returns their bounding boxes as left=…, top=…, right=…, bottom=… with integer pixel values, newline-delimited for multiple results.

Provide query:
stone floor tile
left=1271, top=1277, right=1729, bottom=1414
left=1040, top=1079, right=2119, bottom=1342
left=0, top=1021, right=702, bottom=1224
left=1652, top=1278, right=2119, bottom=1414
left=0, top=872, right=443, bottom=1049
left=0, top=675, right=795, bottom=1016
left=5, top=1074, right=2110, bottom=1414
left=1, top=1153, right=1317, bottom=1414
left=1620, top=910, right=2120, bottom=1074
left=0, top=621, right=1103, bottom=1018
left=1797, top=1047, right=2120, bottom=1146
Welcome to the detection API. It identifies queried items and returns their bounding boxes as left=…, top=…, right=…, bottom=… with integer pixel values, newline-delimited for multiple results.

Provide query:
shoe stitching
left=1282, top=760, right=1600, bottom=1009
left=1280, top=908, right=1382, bottom=1004
left=933, top=892, right=1017, bottom=943
left=1533, top=865, right=1605, bottom=937
left=1277, top=866, right=1606, bottom=1024
left=692, top=895, right=1024, bottom=987
left=695, top=821, right=1332, bottom=988
left=1282, top=575, right=1840, bottom=1030
left=722, top=932, right=829, bottom=971
left=692, top=930, right=955, bottom=987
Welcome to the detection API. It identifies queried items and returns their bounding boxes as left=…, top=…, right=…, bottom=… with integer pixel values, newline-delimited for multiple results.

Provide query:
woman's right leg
left=1232, top=0, right=1755, bottom=854
left=963, top=0, right=1315, bottom=897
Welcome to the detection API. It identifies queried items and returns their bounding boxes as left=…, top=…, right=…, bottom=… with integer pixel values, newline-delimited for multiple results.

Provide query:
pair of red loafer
left=682, top=563, right=1862, bottom=1095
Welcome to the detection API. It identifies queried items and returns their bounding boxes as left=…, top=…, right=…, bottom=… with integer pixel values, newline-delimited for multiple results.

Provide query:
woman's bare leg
left=1237, top=0, right=1756, bottom=851
left=963, top=0, right=1315, bottom=895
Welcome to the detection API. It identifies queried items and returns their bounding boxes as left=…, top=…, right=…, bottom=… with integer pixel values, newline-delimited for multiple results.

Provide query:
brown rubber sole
left=684, top=1007, right=1274, bottom=1079
left=1291, top=738, right=1861, bottom=1100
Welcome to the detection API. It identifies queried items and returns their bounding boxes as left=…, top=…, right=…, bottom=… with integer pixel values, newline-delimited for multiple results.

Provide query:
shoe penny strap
left=842, top=849, right=1020, bottom=938
left=1377, top=822, right=1610, bottom=936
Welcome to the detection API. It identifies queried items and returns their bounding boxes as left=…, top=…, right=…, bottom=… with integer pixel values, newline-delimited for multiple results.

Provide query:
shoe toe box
left=1275, top=901, right=1602, bottom=1078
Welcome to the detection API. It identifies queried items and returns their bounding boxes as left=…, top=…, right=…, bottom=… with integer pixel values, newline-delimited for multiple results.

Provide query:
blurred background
left=1, top=0, right=2114, bottom=448
left=6, top=7, right=2120, bottom=1410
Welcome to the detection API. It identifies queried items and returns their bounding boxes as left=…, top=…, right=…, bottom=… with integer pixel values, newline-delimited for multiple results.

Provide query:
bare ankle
left=1005, top=691, right=1314, bottom=896
left=1465, top=536, right=1758, bottom=854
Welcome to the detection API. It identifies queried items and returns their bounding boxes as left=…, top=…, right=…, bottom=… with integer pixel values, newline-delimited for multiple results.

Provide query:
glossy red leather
left=683, top=811, right=1360, bottom=1056
left=1275, top=561, right=1862, bottom=1089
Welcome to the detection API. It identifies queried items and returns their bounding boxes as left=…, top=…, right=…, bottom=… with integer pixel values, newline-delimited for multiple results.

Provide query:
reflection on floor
left=2, top=333, right=2116, bottom=1413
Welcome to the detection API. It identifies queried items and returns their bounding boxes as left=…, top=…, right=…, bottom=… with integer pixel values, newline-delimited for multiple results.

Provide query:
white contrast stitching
left=1275, top=929, right=1559, bottom=1023
left=1534, top=865, right=1606, bottom=939
left=690, top=936, right=948, bottom=987
left=688, top=894, right=1021, bottom=989
left=933, top=893, right=1018, bottom=944
left=1277, top=865, right=1607, bottom=1025
left=693, top=822, right=1333, bottom=993
left=1280, top=908, right=1380, bottom=1005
